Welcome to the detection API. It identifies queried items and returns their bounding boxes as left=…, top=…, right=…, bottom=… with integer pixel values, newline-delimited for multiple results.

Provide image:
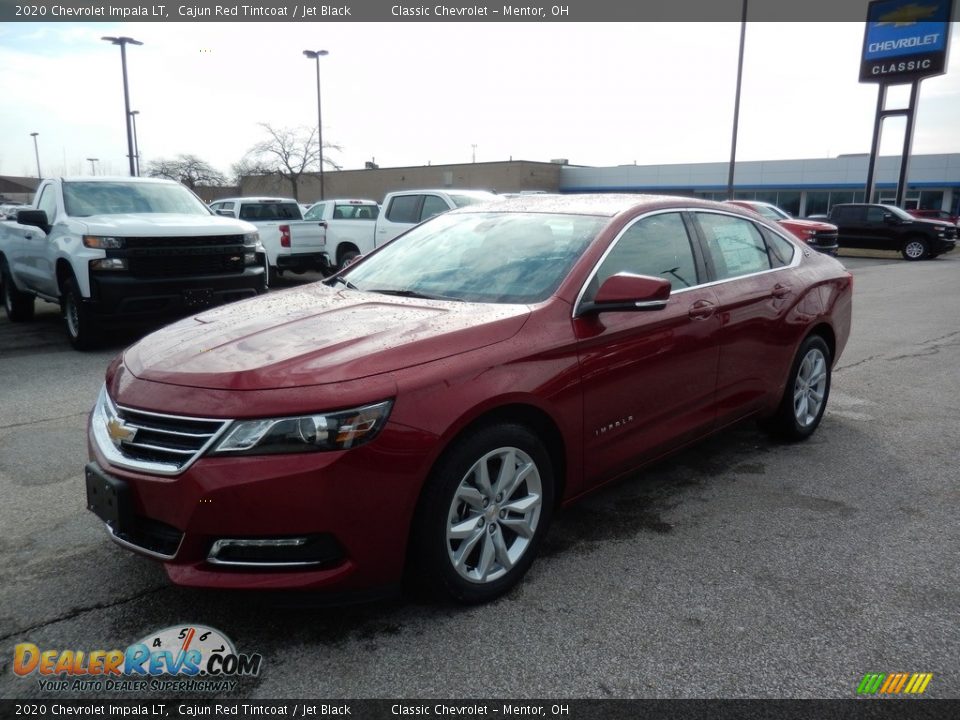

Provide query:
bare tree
left=239, top=123, right=342, bottom=200
left=144, top=155, right=228, bottom=189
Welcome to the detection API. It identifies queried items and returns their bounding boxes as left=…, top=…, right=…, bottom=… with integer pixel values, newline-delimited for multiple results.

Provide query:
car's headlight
left=83, top=235, right=126, bottom=249
left=210, top=401, right=393, bottom=455
left=243, top=232, right=260, bottom=246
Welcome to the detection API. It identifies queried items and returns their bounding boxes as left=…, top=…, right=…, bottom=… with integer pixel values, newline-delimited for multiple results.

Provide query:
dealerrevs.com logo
left=13, top=625, right=262, bottom=693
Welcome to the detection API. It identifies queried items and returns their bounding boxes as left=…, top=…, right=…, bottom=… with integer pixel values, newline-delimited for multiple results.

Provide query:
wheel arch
left=55, top=258, right=75, bottom=296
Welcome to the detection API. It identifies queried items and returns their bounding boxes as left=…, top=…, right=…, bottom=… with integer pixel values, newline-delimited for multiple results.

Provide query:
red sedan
left=726, top=200, right=839, bottom=256
left=86, top=195, right=853, bottom=603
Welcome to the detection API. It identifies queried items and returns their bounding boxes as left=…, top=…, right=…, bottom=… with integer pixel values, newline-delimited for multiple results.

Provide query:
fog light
left=207, top=535, right=345, bottom=567
left=90, top=258, right=128, bottom=271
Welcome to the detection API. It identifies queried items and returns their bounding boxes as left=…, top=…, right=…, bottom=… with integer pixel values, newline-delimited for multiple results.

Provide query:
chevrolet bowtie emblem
left=106, top=418, right=137, bottom=445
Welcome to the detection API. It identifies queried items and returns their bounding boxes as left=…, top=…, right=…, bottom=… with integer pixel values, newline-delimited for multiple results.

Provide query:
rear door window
left=696, top=213, right=773, bottom=280
left=420, top=195, right=449, bottom=222
left=386, top=195, right=421, bottom=224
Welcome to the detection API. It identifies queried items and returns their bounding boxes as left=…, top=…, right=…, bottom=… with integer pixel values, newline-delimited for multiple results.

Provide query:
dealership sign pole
left=860, top=0, right=952, bottom=207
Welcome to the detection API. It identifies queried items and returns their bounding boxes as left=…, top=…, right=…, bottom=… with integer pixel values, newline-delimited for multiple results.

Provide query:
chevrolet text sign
left=860, top=0, right=953, bottom=82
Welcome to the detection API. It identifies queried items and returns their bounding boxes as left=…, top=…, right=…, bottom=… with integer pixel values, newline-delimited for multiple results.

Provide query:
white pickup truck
left=373, top=189, right=498, bottom=248
left=302, top=198, right=379, bottom=268
left=208, top=197, right=328, bottom=280
left=0, top=177, right=265, bottom=350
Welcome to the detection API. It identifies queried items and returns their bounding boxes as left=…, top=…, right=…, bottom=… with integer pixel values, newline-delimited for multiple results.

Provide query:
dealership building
left=5, top=153, right=959, bottom=218
left=234, top=153, right=960, bottom=218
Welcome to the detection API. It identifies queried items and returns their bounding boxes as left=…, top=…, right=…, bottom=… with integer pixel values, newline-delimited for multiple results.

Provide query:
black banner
left=3, top=700, right=960, bottom=720
left=0, top=0, right=915, bottom=23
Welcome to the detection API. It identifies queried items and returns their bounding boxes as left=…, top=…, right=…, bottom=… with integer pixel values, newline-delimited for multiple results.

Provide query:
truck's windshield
left=62, top=181, right=211, bottom=217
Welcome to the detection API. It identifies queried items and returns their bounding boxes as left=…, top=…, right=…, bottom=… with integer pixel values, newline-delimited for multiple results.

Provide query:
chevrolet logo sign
left=106, top=418, right=137, bottom=446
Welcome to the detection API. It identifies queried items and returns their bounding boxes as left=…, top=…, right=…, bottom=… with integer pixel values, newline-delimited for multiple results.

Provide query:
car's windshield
left=342, top=211, right=605, bottom=304
left=883, top=205, right=915, bottom=221
left=449, top=193, right=497, bottom=208
left=62, top=181, right=211, bottom=217
left=751, top=203, right=790, bottom=221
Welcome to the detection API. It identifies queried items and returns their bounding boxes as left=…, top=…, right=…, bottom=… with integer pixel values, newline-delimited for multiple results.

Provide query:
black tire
left=408, top=423, right=555, bottom=604
left=901, top=237, right=929, bottom=261
left=337, top=246, right=360, bottom=269
left=268, top=266, right=280, bottom=285
left=61, top=275, right=100, bottom=351
left=764, top=334, right=832, bottom=442
left=1, top=261, right=35, bottom=322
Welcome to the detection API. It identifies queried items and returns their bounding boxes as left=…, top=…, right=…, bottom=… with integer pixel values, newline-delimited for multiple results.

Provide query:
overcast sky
left=1, top=21, right=958, bottom=179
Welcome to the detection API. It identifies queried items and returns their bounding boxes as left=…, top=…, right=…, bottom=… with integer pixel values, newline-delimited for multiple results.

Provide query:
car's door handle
left=771, top=283, right=792, bottom=299
left=688, top=299, right=716, bottom=320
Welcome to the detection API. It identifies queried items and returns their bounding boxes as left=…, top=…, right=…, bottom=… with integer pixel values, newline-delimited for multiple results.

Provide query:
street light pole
left=303, top=49, right=329, bottom=201
left=86, top=158, right=99, bottom=175
left=30, top=132, right=42, bottom=178
left=130, top=110, right=141, bottom=176
left=102, top=36, right=143, bottom=177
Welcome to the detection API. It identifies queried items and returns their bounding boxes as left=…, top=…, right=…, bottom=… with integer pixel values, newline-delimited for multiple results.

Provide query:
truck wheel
left=1, top=261, right=35, bottom=321
left=61, top=276, right=100, bottom=351
left=338, top=246, right=360, bottom=269
left=901, top=237, right=929, bottom=261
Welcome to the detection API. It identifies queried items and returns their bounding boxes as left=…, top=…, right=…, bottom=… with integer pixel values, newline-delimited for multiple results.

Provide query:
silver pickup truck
left=209, top=197, right=329, bottom=281
left=0, top=177, right=265, bottom=350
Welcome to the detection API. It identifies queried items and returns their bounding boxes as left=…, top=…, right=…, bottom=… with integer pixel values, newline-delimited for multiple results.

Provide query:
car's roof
left=214, top=197, right=298, bottom=203
left=316, top=198, right=378, bottom=204
left=389, top=189, right=496, bottom=197
left=61, top=176, right=180, bottom=184
left=453, top=193, right=741, bottom=217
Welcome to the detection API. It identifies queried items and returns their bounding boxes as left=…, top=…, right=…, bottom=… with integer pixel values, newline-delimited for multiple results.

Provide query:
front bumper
left=88, top=267, right=266, bottom=318
left=86, top=418, right=436, bottom=592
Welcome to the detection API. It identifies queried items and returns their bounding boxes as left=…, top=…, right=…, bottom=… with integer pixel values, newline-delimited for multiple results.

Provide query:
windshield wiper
left=367, top=288, right=463, bottom=302
left=324, top=275, right=359, bottom=290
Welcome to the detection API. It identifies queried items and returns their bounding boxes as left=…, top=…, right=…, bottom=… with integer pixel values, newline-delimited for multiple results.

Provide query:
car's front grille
left=92, top=386, right=230, bottom=476
left=124, top=235, right=247, bottom=248
left=127, top=252, right=246, bottom=278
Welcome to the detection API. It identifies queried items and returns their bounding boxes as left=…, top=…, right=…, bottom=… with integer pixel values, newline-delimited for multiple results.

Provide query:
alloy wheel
left=445, top=446, right=543, bottom=584
left=793, top=347, right=827, bottom=428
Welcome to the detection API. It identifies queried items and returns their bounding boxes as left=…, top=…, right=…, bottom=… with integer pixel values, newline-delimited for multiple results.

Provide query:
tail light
left=280, top=225, right=291, bottom=248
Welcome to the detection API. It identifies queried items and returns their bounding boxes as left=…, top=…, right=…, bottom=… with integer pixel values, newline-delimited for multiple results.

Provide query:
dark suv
left=826, top=204, right=957, bottom=260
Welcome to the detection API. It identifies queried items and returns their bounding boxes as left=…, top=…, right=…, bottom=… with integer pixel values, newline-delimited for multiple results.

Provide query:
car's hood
left=782, top=218, right=836, bottom=231
left=124, top=284, right=531, bottom=390
left=75, top=213, right=256, bottom=236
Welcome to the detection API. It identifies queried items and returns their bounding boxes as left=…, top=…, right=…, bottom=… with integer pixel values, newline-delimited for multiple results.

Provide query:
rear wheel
left=1, top=261, right=35, bottom=321
left=901, top=237, right=929, bottom=261
left=62, top=275, right=100, bottom=351
left=338, top=245, right=360, bottom=269
left=764, top=334, right=831, bottom=441
left=408, top=423, right=554, bottom=604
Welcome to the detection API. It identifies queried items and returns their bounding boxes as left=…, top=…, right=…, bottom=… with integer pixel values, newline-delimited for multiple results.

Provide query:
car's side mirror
left=16, top=209, right=50, bottom=233
left=883, top=213, right=898, bottom=224
left=577, top=273, right=671, bottom=316
left=215, top=209, right=234, bottom=217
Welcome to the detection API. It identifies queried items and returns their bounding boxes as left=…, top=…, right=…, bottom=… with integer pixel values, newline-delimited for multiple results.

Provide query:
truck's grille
left=91, top=386, right=230, bottom=476
left=112, top=236, right=248, bottom=278
left=124, top=235, right=247, bottom=248
left=127, top=251, right=246, bottom=278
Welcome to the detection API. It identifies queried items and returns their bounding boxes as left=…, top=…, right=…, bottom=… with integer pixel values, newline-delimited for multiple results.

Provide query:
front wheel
left=408, top=423, right=555, bottom=604
left=901, top=237, right=929, bottom=261
left=764, top=335, right=832, bottom=441
left=62, top=276, right=100, bottom=351
left=2, top=261, right=35, bottom=321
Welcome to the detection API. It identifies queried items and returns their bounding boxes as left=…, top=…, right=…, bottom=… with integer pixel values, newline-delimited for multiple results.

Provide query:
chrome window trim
left=91, top=385, right=232, bottom=477
left=572, top=207, right=802, bottom=318
left=106, top=523, right=182, bottom=561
